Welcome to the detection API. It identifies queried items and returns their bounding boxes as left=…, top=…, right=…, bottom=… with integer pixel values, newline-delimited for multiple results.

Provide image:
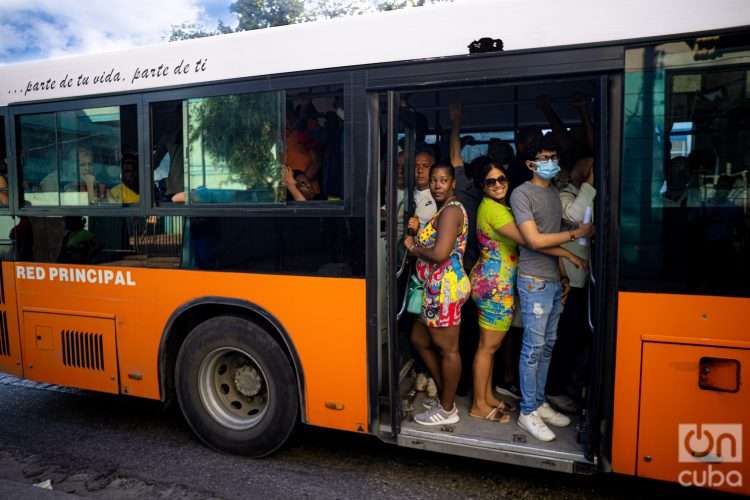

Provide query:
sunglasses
left=483, top=175, right=508, bottom=187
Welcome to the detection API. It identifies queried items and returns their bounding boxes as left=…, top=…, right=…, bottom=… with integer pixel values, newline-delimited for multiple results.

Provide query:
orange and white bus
left=0, top=0, right=748, bottom=495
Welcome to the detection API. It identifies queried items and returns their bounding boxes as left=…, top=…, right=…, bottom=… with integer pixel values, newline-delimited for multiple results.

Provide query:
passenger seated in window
left=107, top=153, right=140, bottom=204
left=0, top=158, right=8, bottom=206
left=286, top=104, right=321, bottom=196
left=58, top=216, right=101, bottom=264
left=284, top=167, right=325, bottom=201
left=40, top=147, right=103, bottom=204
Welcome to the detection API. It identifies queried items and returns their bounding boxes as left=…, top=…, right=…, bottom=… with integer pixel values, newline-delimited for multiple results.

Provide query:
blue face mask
left=534, top=159, right=561, bottom=180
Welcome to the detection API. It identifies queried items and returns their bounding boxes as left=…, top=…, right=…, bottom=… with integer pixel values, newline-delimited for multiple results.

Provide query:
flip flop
left=469, top=407, right=511, bottom=423
left=497, top=400, right=516, bottom=413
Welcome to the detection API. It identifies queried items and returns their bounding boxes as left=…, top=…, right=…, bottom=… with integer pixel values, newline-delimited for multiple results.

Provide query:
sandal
left=497, top=400, right=516, bottom=413
left=469, top=407, right=511, bottom=423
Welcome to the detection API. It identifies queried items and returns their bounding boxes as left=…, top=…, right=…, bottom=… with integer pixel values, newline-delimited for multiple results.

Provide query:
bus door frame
left=381, top=91, right=419, bottom=437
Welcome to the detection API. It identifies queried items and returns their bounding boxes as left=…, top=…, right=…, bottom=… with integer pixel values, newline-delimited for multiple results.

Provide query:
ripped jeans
left=517, top=274, right=563, bottom=414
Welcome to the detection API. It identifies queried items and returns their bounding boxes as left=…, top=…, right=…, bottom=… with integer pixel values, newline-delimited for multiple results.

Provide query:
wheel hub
left=234, top=365, right=262, bottom=397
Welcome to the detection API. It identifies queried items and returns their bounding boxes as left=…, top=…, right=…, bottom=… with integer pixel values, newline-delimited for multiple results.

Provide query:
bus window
left=621, top=44, right=750, bottom=297
left=16, top=105, right=138, bottom=208
left=152, top=86, right=344, bottom=206
left=152, top=91, right=285, bottom=206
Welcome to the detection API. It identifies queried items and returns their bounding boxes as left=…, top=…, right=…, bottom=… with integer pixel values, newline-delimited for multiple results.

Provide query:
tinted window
left=14, top=215, right=363, bottom=277
left=621, top=38, right=750, bottom=297
left=151, top=85, right=344, bottom=206
left=16, top=105, right=139, bottom=208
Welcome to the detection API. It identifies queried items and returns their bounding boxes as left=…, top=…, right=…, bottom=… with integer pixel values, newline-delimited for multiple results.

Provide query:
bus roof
left=2, top=0, right=749, bottom=107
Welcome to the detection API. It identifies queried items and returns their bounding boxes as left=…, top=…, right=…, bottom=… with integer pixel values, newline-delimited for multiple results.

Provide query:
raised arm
left=536, top=95, right=573, bottom=152
left=572, top=94, right=594, bottom=152
left=449, top=103, right=464, bottom=168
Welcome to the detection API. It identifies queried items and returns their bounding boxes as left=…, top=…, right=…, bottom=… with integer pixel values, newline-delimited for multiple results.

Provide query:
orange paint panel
left=12, top=262, right=368, bottom=433
left=637, top=342, right=749, bottom=495
left=21, top=310, right=119, bottom=393
left=612, top=292, right=750, bottom=477
left=0, top=262, right=23, bottom=377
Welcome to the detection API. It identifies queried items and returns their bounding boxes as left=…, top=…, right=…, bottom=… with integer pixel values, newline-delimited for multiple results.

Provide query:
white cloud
left=0, top=0, right=226, bottom=63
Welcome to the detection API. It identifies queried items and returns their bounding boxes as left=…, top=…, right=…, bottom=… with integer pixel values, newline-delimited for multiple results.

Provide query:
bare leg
left=485, top=348, right=503, bottom=409
left=430, top=325, right=461, bottom=411
left=470, top=327, right=506, bottom=415
left=411, top=321, right=442, bottom=389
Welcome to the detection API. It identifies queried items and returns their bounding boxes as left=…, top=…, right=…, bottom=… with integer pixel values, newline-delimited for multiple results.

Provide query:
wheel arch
left=158, top=296, right=306, bottom=423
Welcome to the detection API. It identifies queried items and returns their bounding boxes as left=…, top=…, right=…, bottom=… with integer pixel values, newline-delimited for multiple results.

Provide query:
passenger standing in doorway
left=469, top=156, right=584, bottom=423
left=510, top=135, right=592, bottom=441
left=413, top=150, right=437, bottom=226
left=408, top=149, right=439, bottom=400
left=448, top=103, right=484, bottom=398
left=405, top=164, right=471, bottom=426
left=547, top=150, right=596, bottom=413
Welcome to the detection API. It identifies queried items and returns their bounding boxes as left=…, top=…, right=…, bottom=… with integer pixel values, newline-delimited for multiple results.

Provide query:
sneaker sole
left=539, top=417, right=571, bottom=428
left=415, top=415, right=460, bottom=426
left=517, top=419, right=555, bottom=442
left=494, top=386, right=521, bottom=400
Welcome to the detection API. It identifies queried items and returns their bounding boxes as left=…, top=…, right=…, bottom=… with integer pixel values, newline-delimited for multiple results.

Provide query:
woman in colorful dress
left=468, top=157, right=583, bottom=422
left=404, top=163, right=471, bottom=426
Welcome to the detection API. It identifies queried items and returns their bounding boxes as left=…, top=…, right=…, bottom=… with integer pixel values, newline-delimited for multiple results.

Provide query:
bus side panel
left=612, top=292, right=749, bottom=486
left=0, top=262, right=23, bottom=377
left=13, top=264, right=368, bottom=434
left=637, top=341, right=749, bottom=495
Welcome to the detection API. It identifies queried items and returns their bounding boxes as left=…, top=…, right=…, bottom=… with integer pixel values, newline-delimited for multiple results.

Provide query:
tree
left=231, top=0, right=305, bottom=31
left=305, top=0, right=371, bottom=20
left=168, top=21, right=233, bottom=41
left=187, top=92, right=282, bottom=197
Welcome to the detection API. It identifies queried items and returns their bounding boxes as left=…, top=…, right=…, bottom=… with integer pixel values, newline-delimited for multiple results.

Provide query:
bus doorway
left=378, top=75, right=614, bottom=473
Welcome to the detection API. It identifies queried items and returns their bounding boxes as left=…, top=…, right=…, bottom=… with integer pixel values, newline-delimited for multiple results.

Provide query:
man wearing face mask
left=509, top=134, right=593, bottom=442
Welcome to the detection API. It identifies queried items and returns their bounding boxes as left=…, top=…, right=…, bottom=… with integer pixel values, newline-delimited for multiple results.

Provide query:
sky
left=0, top=0, right=238, bottom=64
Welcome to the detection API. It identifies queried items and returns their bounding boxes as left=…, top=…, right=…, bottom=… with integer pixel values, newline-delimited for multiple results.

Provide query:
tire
left=175, top=315, right=298, bottom=456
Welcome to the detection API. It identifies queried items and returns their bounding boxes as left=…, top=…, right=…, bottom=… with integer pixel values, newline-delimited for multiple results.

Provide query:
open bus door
left=380, top=91, right=418, bottom=438
left=0, top=111, right=22, bottom=378
left=377, top=75, right=619, bottom=474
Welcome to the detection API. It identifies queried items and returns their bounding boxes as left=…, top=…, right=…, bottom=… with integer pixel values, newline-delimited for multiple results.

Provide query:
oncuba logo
left=678, top=424, right=743, bottom=488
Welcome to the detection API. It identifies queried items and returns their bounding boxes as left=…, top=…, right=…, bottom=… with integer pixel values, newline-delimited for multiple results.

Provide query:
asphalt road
left=0, top=376, right=726, bottom=499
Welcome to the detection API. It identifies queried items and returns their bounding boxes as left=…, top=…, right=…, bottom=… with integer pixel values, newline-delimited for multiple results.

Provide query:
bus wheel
left=175, top=315, right=298, bottom=457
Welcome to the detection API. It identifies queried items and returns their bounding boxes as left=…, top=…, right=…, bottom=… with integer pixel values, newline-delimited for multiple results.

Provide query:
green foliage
left=187, top=93, right=281, bottom=190
left=231, top=0, right=305, bottom=31
left=305, top=0, right=370, bottom=20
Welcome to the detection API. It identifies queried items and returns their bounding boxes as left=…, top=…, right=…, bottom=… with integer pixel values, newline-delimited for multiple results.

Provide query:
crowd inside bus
left=395, top=95, right=596, bottom=443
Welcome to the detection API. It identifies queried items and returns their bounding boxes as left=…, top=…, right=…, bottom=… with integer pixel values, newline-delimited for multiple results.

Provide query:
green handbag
left=406, top=275, right=424, bottom=315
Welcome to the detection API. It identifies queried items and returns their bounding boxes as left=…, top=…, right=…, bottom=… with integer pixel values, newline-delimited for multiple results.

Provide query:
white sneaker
left=426, top=377, right=438, bottom=398
left=517, top=411, right=556, bottom=442
left=414, top=403, right=460, bottom=426
left=415, top=372, right=428, bottom=392
left=537, top=402, right=571, bottom=427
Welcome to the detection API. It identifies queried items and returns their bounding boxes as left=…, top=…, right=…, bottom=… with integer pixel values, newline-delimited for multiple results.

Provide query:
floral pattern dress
left=414, top=199, right=471, bottom=328
left=469, top=197, right=518, bottom=331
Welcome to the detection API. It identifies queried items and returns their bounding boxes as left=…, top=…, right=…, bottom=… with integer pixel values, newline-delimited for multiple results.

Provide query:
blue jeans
left=517, top=274, right=563, bottom=414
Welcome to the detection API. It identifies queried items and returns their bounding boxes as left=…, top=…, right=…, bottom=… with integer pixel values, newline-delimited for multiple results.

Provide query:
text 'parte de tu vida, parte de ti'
left=21, top=58, right=209, bottom=97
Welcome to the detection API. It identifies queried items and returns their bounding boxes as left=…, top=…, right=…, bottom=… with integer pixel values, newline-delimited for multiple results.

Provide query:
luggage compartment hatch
left=22, top=310, right=119, bottom=394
